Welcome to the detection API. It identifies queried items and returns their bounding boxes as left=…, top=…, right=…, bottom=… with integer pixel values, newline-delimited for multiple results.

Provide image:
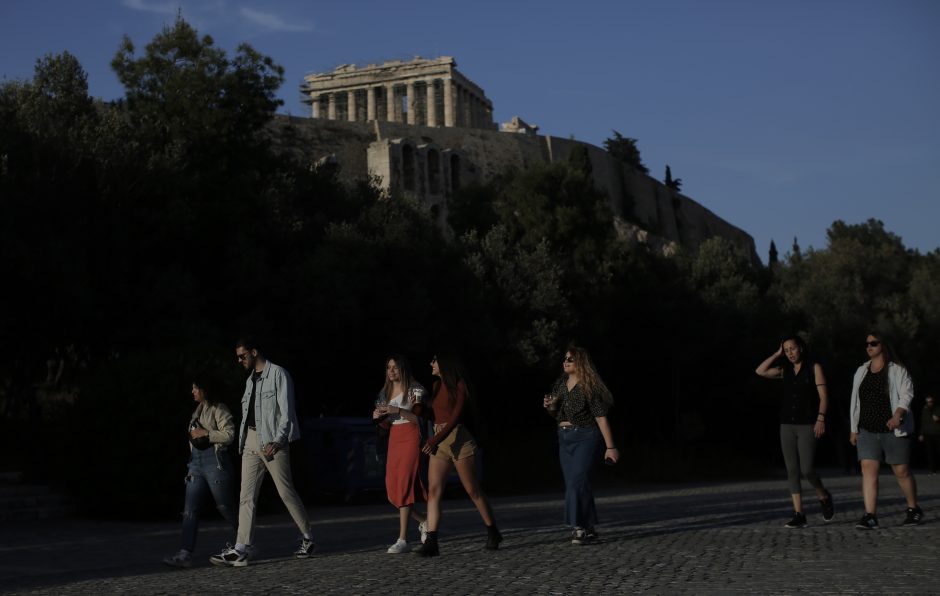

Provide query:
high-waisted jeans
left=558, top=424, right=600, bottom=529
left=181, top=446, right=237, bottom=553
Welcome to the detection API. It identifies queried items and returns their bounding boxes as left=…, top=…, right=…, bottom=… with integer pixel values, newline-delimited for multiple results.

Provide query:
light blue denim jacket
left=238, top=360, right=300, bottom=453
left=850, top=361, right=915, bottom=437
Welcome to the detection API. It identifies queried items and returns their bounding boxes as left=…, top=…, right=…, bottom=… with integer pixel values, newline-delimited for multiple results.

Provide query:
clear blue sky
left=3, top=0, right=938, bottom=260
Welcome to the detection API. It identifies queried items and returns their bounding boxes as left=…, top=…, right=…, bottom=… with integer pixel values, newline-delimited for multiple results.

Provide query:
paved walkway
left=1, top=471, right=937, bottom=594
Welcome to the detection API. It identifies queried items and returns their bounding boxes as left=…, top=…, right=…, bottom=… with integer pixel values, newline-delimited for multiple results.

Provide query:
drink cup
left=545, top=393, right=559, bottom=414
left=375, top=396, right=388, bottom=413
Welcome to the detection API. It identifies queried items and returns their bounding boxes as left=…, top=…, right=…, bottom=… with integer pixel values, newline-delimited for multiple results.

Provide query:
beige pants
left=236, top=428, right=311, bottom=545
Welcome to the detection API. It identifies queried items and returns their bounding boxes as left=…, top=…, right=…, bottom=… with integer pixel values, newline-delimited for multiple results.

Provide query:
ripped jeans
left=180, top=446, right=237, bottom=553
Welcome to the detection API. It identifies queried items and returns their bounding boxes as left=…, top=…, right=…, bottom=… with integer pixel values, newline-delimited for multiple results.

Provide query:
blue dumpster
left=302, top=417, right=385, bottom=500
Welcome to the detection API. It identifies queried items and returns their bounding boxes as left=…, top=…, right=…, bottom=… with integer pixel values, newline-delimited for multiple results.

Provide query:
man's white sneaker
left=209, top=544, right=248, bottom=567
left=163, top=549, right=192, bottom=568
left=294, top=538, right=316, bottom=558
left=387, top=538, right=411, bottom=554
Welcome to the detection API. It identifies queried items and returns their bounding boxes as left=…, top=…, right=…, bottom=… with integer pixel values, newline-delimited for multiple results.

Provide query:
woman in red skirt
left=373, top=355, right=429, bottom=553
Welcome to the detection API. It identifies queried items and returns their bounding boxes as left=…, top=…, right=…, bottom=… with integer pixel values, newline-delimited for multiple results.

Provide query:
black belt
left=248, top=425, right=257, bottom=431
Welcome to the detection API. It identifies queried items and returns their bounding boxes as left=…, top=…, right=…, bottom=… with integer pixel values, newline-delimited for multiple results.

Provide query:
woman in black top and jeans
left=756, top=335, right=834, bottom=527
left=543, top=344, right=618, bottom=545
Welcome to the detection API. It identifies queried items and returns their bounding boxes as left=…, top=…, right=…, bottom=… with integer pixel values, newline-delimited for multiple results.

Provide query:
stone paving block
left=1, top=472, right=937, bottom=594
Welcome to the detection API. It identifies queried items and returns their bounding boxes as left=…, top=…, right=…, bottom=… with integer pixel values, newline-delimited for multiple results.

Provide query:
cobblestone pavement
left=1, top=471, right=937, bottom=594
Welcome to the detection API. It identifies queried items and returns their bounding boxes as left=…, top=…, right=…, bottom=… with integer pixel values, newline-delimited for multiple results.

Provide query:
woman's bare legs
left=426, top=456, right=452, bottom=532
left=454, top=456, right=495, bottom=526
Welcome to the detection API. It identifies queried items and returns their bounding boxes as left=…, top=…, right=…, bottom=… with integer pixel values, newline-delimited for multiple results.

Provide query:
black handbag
left=189, top=419, right=212, bottom=450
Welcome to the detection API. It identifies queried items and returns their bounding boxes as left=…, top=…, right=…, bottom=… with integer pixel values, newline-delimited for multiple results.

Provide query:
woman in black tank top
left=755, top=335, right=834, bottom=528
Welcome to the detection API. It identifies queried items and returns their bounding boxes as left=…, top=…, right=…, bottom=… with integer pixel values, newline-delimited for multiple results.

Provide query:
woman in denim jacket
left=849, top=332, right=923, bottom=529
left=164, top=377, right=238, bottom=567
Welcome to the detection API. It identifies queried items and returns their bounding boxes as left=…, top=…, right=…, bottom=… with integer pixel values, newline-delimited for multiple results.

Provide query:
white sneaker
left=571, top=527, right=587, bottom=545
left=418, top=521, right=428, bottom=544
left=209, top=544, right=248, bottom=567
left=163, top=549, right=192, bottom=568
left=387, top=538, right=411, bottom=554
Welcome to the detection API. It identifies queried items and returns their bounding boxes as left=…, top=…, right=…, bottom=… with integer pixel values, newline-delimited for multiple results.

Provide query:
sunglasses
left=236, top=353, right=251, bottom=362
left=563, top=356, right=575, bottom=363
left=866, top=341, right=881, bottom=348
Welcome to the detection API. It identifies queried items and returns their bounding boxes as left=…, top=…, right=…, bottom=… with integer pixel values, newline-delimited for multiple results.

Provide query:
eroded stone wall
left=271, top=115, right=758, bottom=262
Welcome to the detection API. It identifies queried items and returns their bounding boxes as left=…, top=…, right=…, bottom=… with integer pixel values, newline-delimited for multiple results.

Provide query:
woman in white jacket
left=849, top=332, right=923, bottom=529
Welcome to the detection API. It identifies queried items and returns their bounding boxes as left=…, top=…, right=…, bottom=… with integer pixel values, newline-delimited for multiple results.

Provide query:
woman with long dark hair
left=543, top=344, right=618, bottom=545
left=755, top=335, right=834, bottom=528
left=414, top=354, right=501, bottom=557
left=163, top=376, right=237, bottom=567
left=849, top=331, right=923, bottom=529
left=372, top=355, right=428, bottom=553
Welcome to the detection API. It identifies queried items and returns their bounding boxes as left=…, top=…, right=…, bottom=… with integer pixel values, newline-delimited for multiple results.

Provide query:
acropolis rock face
left=292, top=57, right=757, bottom=262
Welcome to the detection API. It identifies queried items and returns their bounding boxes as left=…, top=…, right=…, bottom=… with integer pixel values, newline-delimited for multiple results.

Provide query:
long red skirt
left=386, top=423, right=427, bottom=507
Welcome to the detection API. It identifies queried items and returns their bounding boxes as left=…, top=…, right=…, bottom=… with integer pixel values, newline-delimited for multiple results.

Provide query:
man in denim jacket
left=210, top=338, right=315, bottom=567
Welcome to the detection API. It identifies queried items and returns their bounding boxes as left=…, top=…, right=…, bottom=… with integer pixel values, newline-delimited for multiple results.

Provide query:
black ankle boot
left=415, top=532, right=439, bottom=557
left=485, top=525, right=502, bottom=550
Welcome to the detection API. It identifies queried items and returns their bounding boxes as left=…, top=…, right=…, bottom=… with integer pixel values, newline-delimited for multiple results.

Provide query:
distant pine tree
left=769, top=240, right=778, bottom=266
left=664, top=165, right=682, bottom=191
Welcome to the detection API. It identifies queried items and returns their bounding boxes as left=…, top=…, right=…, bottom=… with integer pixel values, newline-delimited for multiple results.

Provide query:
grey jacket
left=238, top=360, right=301, bottom=453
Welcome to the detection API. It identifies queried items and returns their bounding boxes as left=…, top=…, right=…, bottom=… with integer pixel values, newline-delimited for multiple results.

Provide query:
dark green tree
left=604, top=130, right=648, bottom=174
left=110, top=16, right=284, bottom=175
left=664, top=164, right=682, bottom=191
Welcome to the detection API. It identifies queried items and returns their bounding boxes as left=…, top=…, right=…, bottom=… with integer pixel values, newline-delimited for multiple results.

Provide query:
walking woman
left=414, top=354, right=501, bottom=556
left=542, top=344, right=619, bottom=545
left=849, top=332, right=923, bottom=529
left=755, top=335, right=834, bottom=528
left=163, top=377, right=237, bottom=567
left=372, top=355, right=429, bottom=553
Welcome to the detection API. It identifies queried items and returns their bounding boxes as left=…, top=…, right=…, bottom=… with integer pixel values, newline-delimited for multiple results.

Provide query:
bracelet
left=606, top=446, right=617, bottom=450
left=817, top=413, right=826, bottom=418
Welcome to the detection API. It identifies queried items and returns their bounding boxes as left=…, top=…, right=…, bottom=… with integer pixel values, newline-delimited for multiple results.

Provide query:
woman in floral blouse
left=543, top=344, right=619, bottom=545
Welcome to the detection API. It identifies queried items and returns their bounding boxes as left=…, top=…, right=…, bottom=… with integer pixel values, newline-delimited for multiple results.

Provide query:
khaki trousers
left=236, top=428, right=311, bottom=545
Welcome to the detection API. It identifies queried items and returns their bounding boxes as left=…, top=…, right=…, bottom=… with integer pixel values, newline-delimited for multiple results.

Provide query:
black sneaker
left=581, top=528, right=599, bottom=544
left=414, top=534, right=439, bottom=557
left=209, top=544, right=248, bottom=567
left=485, top=526, right=502, bottom=550
left=294, top=537, right=316, bottom=558
left=902, top=506, right=923, bottom=526
left=784, top=512, right=807, bottom=528
left=571, top=527, right=586, bottom=545
left=819, top=490, right=835, bottom=522
left=856, top=513, right=879, bottom=530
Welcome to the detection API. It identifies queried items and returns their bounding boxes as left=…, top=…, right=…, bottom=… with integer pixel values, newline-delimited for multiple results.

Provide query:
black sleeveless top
left=780, top=361, right=820, bottom=425
left=858, top=366, right=892, bottom=433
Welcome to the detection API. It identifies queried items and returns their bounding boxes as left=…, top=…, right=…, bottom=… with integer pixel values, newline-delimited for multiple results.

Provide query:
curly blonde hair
left=567, top=344, right=613, bottom=405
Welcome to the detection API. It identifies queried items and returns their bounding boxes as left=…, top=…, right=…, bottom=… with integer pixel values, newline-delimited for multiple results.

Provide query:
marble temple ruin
left=302, top=57, right=495, bottom=130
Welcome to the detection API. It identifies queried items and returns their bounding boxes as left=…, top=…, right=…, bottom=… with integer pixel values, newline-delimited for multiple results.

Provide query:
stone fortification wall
left=272, top=115, right=757, bottom=262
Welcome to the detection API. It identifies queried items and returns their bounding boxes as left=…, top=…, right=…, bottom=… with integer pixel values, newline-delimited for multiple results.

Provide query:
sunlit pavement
left=2, top=471, right=937, bottom=594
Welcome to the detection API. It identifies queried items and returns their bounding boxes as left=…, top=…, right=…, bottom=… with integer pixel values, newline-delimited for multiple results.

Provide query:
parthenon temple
left=302, top=56, right=495, bottom=130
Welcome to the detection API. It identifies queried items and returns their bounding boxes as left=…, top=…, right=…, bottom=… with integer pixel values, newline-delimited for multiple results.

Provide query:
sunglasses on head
left=866, top=341, right=881, bottom=347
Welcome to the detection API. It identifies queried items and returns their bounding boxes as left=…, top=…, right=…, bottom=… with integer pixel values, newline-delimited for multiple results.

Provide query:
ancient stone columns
left=303, top=57, right=494, bottom=129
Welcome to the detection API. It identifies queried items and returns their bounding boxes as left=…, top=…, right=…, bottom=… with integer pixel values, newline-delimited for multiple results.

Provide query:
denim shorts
left=856, top=429, right=912, bottom=465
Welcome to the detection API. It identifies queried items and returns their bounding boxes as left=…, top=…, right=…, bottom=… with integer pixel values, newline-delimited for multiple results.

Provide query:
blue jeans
left=180, top=447, right=237, bottom=553
left=558, top=425, right=600, bottom=529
